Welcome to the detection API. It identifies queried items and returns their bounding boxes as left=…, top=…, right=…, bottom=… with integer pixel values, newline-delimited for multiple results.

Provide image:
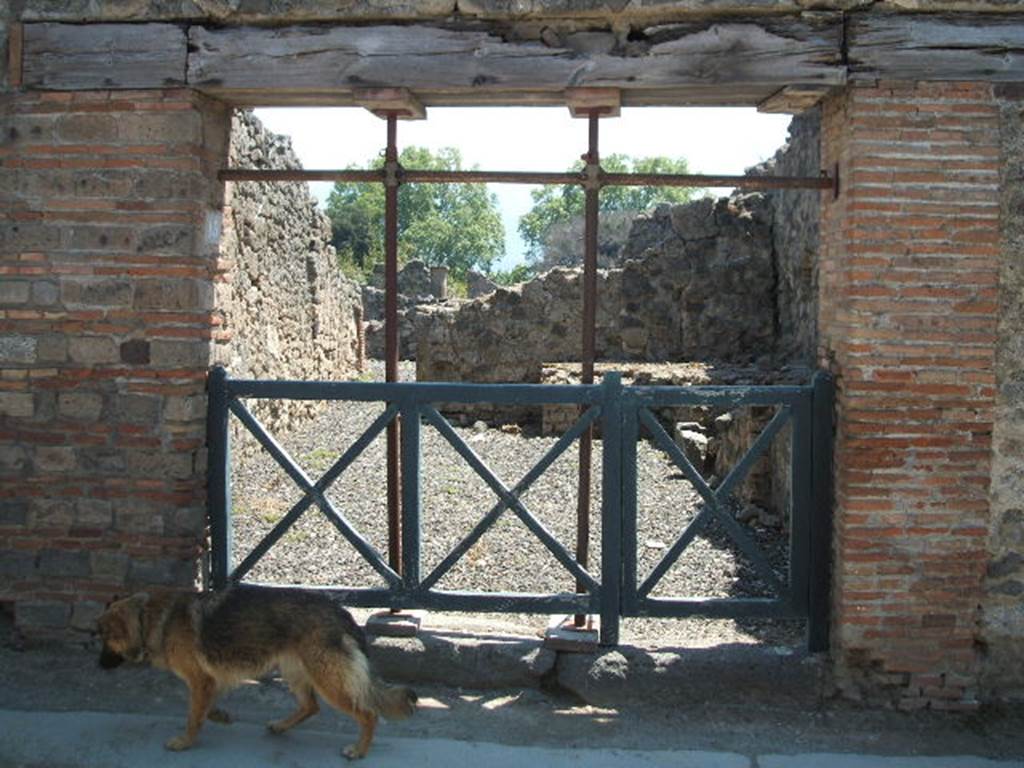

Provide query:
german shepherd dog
left=96, top=585, right=417, bottom=760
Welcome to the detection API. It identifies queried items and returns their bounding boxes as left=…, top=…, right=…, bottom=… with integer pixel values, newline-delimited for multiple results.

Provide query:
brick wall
left=0, top=89, right=231, bottom=640
left=983, top=84, right=1024, bottom=700
left=820, top=82, right=1001, bottom=708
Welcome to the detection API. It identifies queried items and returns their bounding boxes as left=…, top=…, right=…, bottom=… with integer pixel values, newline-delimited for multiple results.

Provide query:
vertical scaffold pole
left=575, top=111, right=600, bottom=627
left=384, top=113, right=402, bottom=576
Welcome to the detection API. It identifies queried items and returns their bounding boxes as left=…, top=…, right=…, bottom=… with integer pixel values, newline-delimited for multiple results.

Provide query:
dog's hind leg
left=313, top=684, right=377, bottom=761
left=166, top=668, right=217, bottom=751
left=267, top=668, right=320, bottom=735
left=208, top=707, right=232, bottom=724
left=304, top=659, right=377, bottom=759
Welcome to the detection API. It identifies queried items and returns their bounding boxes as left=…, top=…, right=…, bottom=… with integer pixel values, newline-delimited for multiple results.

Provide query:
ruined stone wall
left=363, top=260, right=451, bottom=359
left=618, top=193, right=778, bottom=363
left=415, top=115, right=821, bottom=385
left=218, top=111, right=362, bottom=443
left=416, top=191, right=779, bottom=388
left=983, top=85, right=1024, bottom=701
left=756, top=110, right=822, bottom=363
left=416, top=267, right=623, bottom=387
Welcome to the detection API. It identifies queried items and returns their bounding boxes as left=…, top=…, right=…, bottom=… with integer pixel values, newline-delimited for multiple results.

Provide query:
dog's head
left=96, top=593, right=149, bottom=670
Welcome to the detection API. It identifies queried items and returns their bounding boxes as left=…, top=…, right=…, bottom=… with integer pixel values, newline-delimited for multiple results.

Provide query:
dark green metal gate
left=207, top=367, right=833, bottom=650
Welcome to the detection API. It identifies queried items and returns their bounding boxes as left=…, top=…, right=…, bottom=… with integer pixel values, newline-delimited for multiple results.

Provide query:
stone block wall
left=0, top=89, right=231, bottom=640
left=217, top=111, right=362, bottom=443
left=819, top=82, right=1001, bottom=709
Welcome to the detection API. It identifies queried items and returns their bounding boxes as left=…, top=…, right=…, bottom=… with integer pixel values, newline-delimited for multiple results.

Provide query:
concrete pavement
left=0, top=710, right=1022, bottom=768
left=2, top=616, right=1023, bottom=767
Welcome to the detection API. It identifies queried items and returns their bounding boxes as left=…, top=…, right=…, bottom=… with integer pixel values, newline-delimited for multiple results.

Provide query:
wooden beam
left=354, top=87, right=426, bottom=119
left=186, top=19, right=845, bottom=97
left=848, top=13, right=1024, bottom=81
left=197, top=84, right=783, bottom=108
left=8, top=22, right=23, bottom=89
left=21, top=22, right=187, bottom=89
left=758, top=85, right=833, bottom=114
left=566, top=87, right=620, bottom=117
left=19, top=14, right=1024, bottom=104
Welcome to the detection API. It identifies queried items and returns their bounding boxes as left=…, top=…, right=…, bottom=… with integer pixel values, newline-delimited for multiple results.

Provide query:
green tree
left=490, top=263, right=535, bottom=286
left=518, top=154, right=696, bottom=268
left=325, top=146, right=504, bottom=281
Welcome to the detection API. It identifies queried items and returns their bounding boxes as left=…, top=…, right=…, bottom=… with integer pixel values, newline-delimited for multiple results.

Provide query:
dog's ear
left=126, top=592, right=150, bottom=611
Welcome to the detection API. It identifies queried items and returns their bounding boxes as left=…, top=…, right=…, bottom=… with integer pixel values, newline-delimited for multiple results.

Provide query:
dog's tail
left=334, top=635, right=417, bottom=720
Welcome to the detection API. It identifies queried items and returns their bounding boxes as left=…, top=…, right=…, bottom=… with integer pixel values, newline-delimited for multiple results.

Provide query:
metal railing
left=207, top=367, right=833, bottom=649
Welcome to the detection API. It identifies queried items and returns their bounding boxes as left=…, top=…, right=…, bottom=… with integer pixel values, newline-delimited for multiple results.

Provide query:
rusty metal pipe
left=600, top=172, right=833, bottom=190
left=219, top=168, right=833, bottom=191
left=219, top=169, right=384, bottom=183
left=575, top=112, right=601, bottom=628
left=383, top=113, right=402, bottom=576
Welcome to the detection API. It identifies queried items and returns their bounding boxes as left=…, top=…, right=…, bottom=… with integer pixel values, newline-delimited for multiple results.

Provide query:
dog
left=96, top=585, right=417, bottom=760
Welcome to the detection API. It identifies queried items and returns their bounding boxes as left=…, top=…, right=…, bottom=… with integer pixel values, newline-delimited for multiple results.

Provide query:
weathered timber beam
left=848, top=13, right=1024, bottom=81
left=185, top=20, right=845, bottom=96
left=184, top=85, right=786, bottom=108
left=8, top=23, right=24, bottom=88
left=17, top=14, right=1024, bottom=104
left=21, top=23, right=188, bottom=89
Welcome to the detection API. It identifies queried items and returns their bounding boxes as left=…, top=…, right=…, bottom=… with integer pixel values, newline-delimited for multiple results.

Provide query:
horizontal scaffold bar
left=219, top=167, right=833, bottom=190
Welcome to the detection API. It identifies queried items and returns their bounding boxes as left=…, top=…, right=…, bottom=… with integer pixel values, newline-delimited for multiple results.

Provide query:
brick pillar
left=820, top=82, right=1001, bottom=708
left=0, top=89, right=230, bottom=640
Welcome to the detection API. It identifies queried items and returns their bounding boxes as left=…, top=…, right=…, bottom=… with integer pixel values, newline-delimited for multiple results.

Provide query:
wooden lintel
left=185, top=21, right=845, bottom=96
left=847, top=13, right=1024, bottom=81
left=22, top=22, right=187, bottom=89
left=353, top=87, right=426, bottom=120
left=566, top=87, right=620, bottom=118
left=8, top=22, right=23, bottom=88
left=16, top=15, right=1024, bottom=103
left=758, top=85, right=833, bottom=114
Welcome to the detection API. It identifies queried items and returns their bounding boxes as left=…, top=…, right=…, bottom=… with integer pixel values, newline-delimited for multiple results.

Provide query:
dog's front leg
left=166, top=671, right=216, bottom=751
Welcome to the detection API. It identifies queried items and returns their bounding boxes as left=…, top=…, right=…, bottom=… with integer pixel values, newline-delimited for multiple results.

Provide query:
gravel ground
left=230, top=361, right=804, bottom=649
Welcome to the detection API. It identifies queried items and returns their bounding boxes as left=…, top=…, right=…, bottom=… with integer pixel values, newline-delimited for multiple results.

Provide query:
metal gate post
left=807, top=371, right=835, bottom=653
left=790, top=394, right=813, bottom=636
left=599, top=371, right=622, bottom=646
left=619, top=390, right=640, bottom=616
left=400, top=398, right=421, bottom=593
left=206, top=365, right=232, bottom=589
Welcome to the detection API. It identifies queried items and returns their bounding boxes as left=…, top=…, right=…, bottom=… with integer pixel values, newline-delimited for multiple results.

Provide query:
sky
left=253, top=106, right=793, bottom=270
